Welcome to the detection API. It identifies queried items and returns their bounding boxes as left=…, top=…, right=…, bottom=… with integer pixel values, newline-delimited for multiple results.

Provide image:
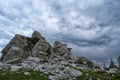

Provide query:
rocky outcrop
left=1, top=34, right=30, bottom=62
left=75, top=56, right=94, bottom=69
left=1, top=31, right=52, bottom=63
left=0, top=31, right=95, bottom=80
left=53, top=41, right=72, bottom=60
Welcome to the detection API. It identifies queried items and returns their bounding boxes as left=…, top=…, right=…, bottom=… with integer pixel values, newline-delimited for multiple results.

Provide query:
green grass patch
left=0, top=69, right=48, bottom=80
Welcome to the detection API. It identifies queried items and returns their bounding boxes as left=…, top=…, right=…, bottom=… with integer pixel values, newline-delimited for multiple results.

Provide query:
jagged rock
left=1, top=34, right=30, bottom=62
left=32, top=31, right=41, bottom=39
left=1, top=34, right=34, bottom=62
left=32, top=31, right=43, bottom=44
left=75, top=56, right=93, bottom=69
left=32, top=40, right=51, bottom=57
left=53, top=41, right=72, bottom=59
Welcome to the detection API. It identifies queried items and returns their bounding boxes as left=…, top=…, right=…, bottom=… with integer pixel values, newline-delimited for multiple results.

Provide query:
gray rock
left=32, top=31, right=41, bottom=38
left=59, top=71, right=70, bottom=79
left=2, top=64, right=11, bottom=69
left=10, top=65, right=23, bottom=71
left=26, top=57, right=40, bottom=63
left=75, top=56, right=93, bottom=69
left=0, top=62, right=3, bottom=69
left=65, top=67, right=82, bottom=77
left=49, top=75, right=58, bottom=80
left=4, top=58, right=22, bottom=64
left=53, top=41, right=72, bottom=59
left=1, top=31, right=53, bottom=62
left=32, top=40, right=52, bottom=58
left=49, top=75, right=55, bottom=80
left=24, top=72, right=31, bottom=76
left=1, top=34, right=32, bottom=62
left=0, top=31, right=96, bottom=80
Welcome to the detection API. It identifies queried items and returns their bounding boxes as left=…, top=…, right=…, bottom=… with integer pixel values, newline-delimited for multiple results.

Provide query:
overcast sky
left=0, top=0, right=120, bottom=64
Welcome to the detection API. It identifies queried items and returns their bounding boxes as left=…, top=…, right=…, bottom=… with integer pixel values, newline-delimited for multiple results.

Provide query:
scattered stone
left=67, top=68, right=82, bottom=77
left=49, top=75, right=56, bottom=80
left=26, top=57, right=40, bottom=63
left=1, top=64, right=11, bottom=69
left=0, top=62, right=2, bottom=69
left=10, top=65, right=23, bottom=71
left=107, top=68, right=117, bottom=73
left=24, top=72, right=31, bottom=76
left=4, top=58, right=22, bottom=64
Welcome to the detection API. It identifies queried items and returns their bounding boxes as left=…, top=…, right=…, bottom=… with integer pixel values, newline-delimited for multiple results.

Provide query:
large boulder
left=75, top=56, right=93, bottom=69
left=53, top=41, right=72, bottom=59
left=1, top=34, right=31, bottom=62
left=32, top=39, right=52, bottom=58
left=32, top=31, right=42, bottom=44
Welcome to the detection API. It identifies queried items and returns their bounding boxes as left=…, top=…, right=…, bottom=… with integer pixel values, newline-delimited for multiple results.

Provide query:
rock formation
left=0, top=31, right=95, bottom=80
left=53, top=41, right=72, bottom=60
left=1, top=31, right=53, bottom=63
left=75, top=56, right=94, bottom=69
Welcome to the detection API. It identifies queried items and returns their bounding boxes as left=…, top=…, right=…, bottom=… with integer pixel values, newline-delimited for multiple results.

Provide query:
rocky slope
left=0, top=31, right=104, bottom=80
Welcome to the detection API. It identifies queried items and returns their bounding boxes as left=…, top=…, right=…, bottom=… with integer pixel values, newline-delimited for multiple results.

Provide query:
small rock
left=49, top=75, right=55, bottom=80
left=0, top=62, right=3, bottom=69
left=26, top=57, right=40, bottom=63
left=107, top=68, right=117, bottom=73
left=24, top=72, right=31, bottom=76
left=10, top=65, right=23, bottom=71
left=2, top=64, right=11, bottom=69
left=66, top=68, right=82, bottom=77
left=49, top=75, right=58, bottom=80
left=59, top=71, right=70, bottom=79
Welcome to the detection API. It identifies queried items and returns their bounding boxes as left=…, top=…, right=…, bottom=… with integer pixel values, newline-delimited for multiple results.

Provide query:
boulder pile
left=0, top=31, right=94, bottom=80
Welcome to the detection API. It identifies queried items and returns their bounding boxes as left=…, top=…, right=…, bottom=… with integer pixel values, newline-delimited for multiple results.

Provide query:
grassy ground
left=0, top=69, right=48, bottom=80
left=0, top=68, right=120, bottom=80
left=76, top=68, right=120, bottom=80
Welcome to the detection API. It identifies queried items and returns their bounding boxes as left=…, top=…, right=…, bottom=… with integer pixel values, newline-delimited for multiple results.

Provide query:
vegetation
left=0, top=69, right=48, bottom=80
left=1, top=60, right=119, bottom=80
left=76, top=69, right=114, bottom=80
left=0, top=68, right=120, bottom=80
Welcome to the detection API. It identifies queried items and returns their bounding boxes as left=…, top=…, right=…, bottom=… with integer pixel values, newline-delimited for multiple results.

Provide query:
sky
left=0, top=0, right=120, bottom=64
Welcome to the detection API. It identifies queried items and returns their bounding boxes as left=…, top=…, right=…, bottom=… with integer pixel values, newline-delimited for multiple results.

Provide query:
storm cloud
left=0, top=0, right=120, bottom=63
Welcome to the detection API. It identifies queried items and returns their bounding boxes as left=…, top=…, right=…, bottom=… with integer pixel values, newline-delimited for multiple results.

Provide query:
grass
left=67, top=65, right=118, bottom=80
left=0, top=68, right=120, bottom=80
left=0, top=69, right=48, bottom=80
